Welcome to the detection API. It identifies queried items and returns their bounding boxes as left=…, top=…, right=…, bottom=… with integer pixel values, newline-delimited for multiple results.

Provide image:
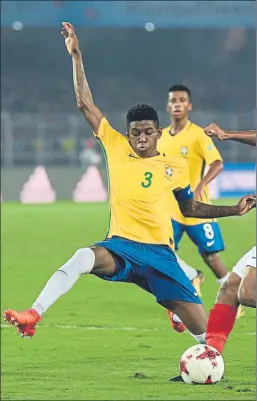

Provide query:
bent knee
left=216, top=273, right=241, bottom=305
left=238, top=286, right=256, bottom=307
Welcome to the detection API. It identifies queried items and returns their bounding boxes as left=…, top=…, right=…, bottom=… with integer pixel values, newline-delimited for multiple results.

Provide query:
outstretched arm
left=62, top=22, right=103, bottom=134
left=204, top=123, right=256, bottom=147
left=178, top=195, right=256, bottom=219
left=223, top=131, right=256, bottom=146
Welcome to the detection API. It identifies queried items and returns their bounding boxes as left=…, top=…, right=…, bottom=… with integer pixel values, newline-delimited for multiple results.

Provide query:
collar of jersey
left=169, top=120, right=192, bottom=136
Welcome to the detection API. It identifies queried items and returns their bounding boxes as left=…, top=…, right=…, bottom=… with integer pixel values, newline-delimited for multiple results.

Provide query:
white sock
left=217, top=272, right=230, bottom=286
left=32, top=248, right=95, bottom=316
left=190, top=332, right=206, bottom=344
left=176, top=254, right=198, bottom=281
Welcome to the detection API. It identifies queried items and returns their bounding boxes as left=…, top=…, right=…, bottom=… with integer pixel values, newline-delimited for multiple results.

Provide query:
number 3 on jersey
left=141, top=172, right=153, bottom=188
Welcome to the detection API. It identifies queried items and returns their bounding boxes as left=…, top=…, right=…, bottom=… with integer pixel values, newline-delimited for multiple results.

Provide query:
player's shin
left=32, top=248, right=95, bottom=316
left=206, top=304, right=237, bottom=354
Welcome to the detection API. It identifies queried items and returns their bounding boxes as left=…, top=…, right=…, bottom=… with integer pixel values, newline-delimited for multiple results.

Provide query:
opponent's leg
left=3, top=246, right=117, bottom=338
left=238, top=265, right=256, bottom=307
left=205, top=272, right=240, bottom=353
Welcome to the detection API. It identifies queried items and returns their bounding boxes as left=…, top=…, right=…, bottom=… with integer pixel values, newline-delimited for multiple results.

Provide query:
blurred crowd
left=1, top=26, right=255, bottom=166
left=2, top=27, right=255, bottom=114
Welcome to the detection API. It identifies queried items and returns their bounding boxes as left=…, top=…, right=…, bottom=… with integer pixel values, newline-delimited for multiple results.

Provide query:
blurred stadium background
left=1, top=0, right=256, bottom=202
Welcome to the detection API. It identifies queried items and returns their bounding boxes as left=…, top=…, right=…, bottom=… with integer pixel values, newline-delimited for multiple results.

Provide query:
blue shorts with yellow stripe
left=94, top=236, right=202, bottom=305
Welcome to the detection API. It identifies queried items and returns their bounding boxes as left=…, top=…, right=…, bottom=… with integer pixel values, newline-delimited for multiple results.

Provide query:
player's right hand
left=61, top=22, right=80, bottom=56
left=237, top=194, right=256, bottom=216
left=204, top=123, right=225, bottom=140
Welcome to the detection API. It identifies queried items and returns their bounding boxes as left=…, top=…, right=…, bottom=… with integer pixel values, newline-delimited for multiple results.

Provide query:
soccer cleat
left=3, top=308, right=41, bottom=339
left=236, top=305, right=245, bottom=320
left=168, top=310, right=187, bottom=333
left=169, top=375, right=183, bottom=382
left=192, top=269, right=204, bottom=298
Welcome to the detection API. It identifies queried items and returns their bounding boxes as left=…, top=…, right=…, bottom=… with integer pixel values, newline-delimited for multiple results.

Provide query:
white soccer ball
left=180, top=344, right=224, bottom=385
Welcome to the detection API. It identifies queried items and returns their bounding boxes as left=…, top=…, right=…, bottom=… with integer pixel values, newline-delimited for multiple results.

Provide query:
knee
left=202, top=252, right=219, bottom=266
left=217, top=274, right=240, bottom=305
left=62, top=248, right=95, bottom=275
left=238, top=285, right=256, bottom=307
left=73, top=248, right=94, bottom=263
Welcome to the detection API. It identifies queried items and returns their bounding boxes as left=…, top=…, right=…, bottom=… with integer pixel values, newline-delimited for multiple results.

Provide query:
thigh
left=186, top=222, right=225, bottom=255
left=144, top=264, right=202, bottom=306
left=90, top=237, right=141, bottom=283
left=216, top=272, right=241, bottom=306
left=90, top=246, right=118, bottom=277
left=171, top=219, right=185, bottom=250
left=232, top=246, right=256, bottom=279
left=239, top=265, right=256, bottom=296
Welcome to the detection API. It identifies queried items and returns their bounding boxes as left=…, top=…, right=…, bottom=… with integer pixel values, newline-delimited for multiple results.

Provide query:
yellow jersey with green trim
left=157, top=121, right=223, bottom=226
left=95, top=118, right=191, bottom=246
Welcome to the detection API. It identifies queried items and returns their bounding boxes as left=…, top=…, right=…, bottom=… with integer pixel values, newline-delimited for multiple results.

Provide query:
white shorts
left=232, top=246, right=256, bottom=279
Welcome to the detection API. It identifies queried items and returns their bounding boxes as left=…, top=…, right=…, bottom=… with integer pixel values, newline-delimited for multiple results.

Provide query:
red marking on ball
left=205, top=375, right=213, bottom=384
left=196, top=346, right=219, bottom=360
left=180, top=359, right=189, bottom=375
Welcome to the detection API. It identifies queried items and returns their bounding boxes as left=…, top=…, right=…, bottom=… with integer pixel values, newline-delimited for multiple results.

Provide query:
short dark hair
left=169, top=84, right=191, bottom=100
left=126, top=104, right=159, bottom=128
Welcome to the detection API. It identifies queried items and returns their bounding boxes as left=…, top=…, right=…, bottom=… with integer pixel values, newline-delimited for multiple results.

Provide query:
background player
left=204, top=125, right=256, bottom=354
left=158, top=85, right=231, bottom=329
left=3, top=23, right=255, bottom=347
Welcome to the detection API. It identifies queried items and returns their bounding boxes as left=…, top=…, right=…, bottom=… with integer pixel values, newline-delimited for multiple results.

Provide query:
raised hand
left=61, top=22, right=80, bottom=56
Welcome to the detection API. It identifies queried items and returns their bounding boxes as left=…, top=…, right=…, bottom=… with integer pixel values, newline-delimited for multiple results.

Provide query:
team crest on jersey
left=181, top=146, right=188, bottom=155
left=165, top=165, right=173, bottom=179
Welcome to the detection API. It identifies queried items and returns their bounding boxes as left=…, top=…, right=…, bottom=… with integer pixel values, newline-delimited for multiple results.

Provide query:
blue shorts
left=172, top=219, right=225, bottom=255
left=94, top=236, right=202, bottom=305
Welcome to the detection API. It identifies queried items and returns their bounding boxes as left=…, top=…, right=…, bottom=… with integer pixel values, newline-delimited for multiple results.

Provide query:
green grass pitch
left=1, top=201, right=256, bottom=400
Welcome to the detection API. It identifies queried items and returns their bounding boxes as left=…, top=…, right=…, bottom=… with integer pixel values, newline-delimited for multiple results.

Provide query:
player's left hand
left=194, top=183, right=204, bottom=201
left=237, top=194, right=256, bottom=216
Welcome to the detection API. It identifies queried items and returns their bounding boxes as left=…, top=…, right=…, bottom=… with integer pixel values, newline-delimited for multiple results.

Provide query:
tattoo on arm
left=72, top=53, right=93, bottom=107
left=179, top=199, right=239, bottom=218
left=72, top=53, right=103, bottom=132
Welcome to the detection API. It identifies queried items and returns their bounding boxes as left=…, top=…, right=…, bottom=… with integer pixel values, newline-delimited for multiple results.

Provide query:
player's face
left=167, top=91, right=192, bottom=119
left=127, top=121, right=162, bottom=157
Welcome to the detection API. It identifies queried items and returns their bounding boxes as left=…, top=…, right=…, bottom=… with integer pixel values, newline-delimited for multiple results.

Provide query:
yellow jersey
left=158, top=121, right=223, bottom=226
left=95, top=118, right=192, bottom=247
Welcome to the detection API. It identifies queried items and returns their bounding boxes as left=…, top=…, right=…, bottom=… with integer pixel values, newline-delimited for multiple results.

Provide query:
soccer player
left=3, top=23, right=255, bottom=348
left=203, top=124, right=256, bottom=354
left=158, top=85, right=230, bottom=331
